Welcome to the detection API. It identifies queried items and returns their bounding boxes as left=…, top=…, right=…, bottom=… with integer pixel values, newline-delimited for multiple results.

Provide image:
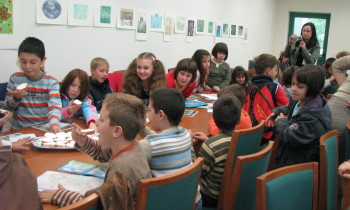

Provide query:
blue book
left=58, top=160, right=108, bottom=179
left=185, top=99, right=208, bottom=108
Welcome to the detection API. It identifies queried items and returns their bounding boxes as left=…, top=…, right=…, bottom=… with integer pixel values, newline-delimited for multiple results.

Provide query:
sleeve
left=61, top=100, right=72, bottom=119
left=283, top=43, right=292, bottom=58
left=332, top=56, right=350, bottom=75
left=5, top=76, right=20, bottom=110
left=52, top=189, right=84, bottom=207
left=138, top=138, right=152, bottom=161
left=302, top=44, right=320, bottom=64
left=81, top=98, right=98, bottom=126
left=197, top=142, right=215, bottom=177
left=76, top=137, right=112, bottom=163
left=275, top=86, right=289, bottom=106
left=47, top=80, right=62, bottom=129
left=218, top=63, right=231, bottom=89
left=272, top=104, right=290, bottom=118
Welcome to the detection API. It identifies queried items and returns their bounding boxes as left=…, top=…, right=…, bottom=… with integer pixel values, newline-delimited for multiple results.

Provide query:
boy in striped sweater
left=5, top=37, right=62, bottom=133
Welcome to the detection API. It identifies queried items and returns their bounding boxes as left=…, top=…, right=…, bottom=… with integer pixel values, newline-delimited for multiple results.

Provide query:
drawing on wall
left=215, top=23, right=222, bottom=38
left=230, top=24, right=237, bottom=37
left=244, top=27, right=248, bottom=42
left=117, top=8, right=135, bottom=29
left=36, top=0, right=67, bottom=25
left=238, top=25, right=244, bottom=37
left=68, top=0, right=93, bottom=26
left=222, top=23, right=229, bottom=37
left=174, top=15, right=186, bottom=34
left=94, top=1, right=116, bottom=27
left=207, top=20, right=215, bottom=35
left=186, top=17, right=195, bottom=42
left=0, top=0, right=13, bottom=33
left=164, top=14, right=174, bottom=42
left=135, top=9, right=149, bottom=40
left=149, top=11, right=164, bottom=32
left=196, top=19, right=206, bottom=35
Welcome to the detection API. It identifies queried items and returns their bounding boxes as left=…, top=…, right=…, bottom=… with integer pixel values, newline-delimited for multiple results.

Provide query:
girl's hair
left=212, top=42, right=228, bottom=60
left=174, top=58, right=197, bottom=85
left=122, top=52, right=166, bottom=97
left=230, top=66, right=248, bottom=86
left=192, top=49, right=210, bottom=88
left=282, top=66, right=299, bottom=87
left=325, top=57, right=336, bottom=70
left=60, top=69, right=90, bottom=101
left=90, top=57, right=109, bottom=70
left=301, top=22, right=319, bottom=49
left=18, top=37, right=45, bottom=60
left=294, top=64, right=325, bottom=98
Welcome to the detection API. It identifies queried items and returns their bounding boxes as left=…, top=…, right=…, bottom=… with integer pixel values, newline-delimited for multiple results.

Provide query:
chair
left=346, top=120, right=350, bottom=161
left=267, top=134, right=280, bottom=171
left=246, top=69, right=256, bottom=80
left=319, top=130, right=339, bottom=210
left=168, top=67, right=175, bottom=72
left=134, top=157, right=204, bottom=210
left=248, top=60, right=255, bottom=70
left=222, top=141, right=274, bottom=210
left=59, top=193, right=102, bottom=210
left=256, top=162, right=319, bottom=210
left=107, top=71, right=125, bottom=93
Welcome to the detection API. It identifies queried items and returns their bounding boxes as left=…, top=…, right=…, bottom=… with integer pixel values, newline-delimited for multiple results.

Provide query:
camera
left=295, top=36, right=302, bottom=40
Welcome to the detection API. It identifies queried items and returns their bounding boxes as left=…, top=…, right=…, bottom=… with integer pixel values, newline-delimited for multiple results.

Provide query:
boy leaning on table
left=39, top=93, right=151, bottom=208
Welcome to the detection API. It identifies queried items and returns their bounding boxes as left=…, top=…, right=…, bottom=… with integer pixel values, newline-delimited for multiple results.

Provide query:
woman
left=283, top=22, right=320, bottom=67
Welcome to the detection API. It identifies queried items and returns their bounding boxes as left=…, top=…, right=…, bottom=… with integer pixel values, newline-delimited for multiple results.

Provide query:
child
left=243, top=53, right=288, bottom=144
left=207, top=42, right=231, bottom=92
left=282, top=65, right=299, bottom=102
left=60, top=69, right=98, bottom=130
left=266, top=65, right=331, bottom=169
left=166, top=58, right=197, bottom=99
left=89, top=57, right=113, bottom=111
left=39, top=93, right=151, bottom=207
left=5, top=37, right=62, bottom=133
left=208, top=84, right=252, bottom=136
left=192, top=49, right=212, bottom=92
left=323, top=57, right=337, bottom=93
left=192, top=95, right=241, bottom=207
left=230, top=66, right=248, bottom=88
left=122, top=52, right=166, bottom=106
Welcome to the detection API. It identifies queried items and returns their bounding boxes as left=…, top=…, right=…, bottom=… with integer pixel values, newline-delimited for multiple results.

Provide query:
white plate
left=32, top=138, right=76, bottom=150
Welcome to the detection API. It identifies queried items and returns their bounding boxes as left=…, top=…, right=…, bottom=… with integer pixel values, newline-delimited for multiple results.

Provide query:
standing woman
left=283, top=22, right=320, bottom=67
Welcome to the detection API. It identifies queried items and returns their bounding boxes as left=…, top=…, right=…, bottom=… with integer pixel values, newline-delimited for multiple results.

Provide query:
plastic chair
left=222, top=141, right=274, bottom=210
left=134, top=157, right=204, bottom=210
left=256, top=162, right=319, bottom=210
left=346, top=120, right=350, bottom=161
left=59, top=193, right=102, bottom=210
left=319, top=130, right=339, bottom=210
left=246, top=69, right=256, bottom=80
left=107, top=71, right=125, bottom=93
left=267, top=134, right=280, bottom=171
left=248, top=60, right=255, bottom=70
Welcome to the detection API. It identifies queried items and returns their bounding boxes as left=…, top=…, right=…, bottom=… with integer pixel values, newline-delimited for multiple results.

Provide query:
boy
left=39, top=93, right=151, bottom=207
left=192, top=95, right=242, bottom=207
left=243, top=53, right=288, bottom=143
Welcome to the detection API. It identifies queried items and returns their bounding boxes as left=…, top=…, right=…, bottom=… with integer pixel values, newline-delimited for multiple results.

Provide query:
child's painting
left=207, top=20, right=215, bottom=35
left=68, top=0, right=93, bottom=26
left=117, top=8, right=135, bottom=29
left=36, top=0, right=67, bottom=25
left=186, top=17, right=195, bottom=42
left=135, top=9, right=149, bottom=41
left=94, top=1, right=116, bottom=27
left=230, top=24, right=237, bottom=37
left=238, top=25, right=244, bottom=38
left=0, top=0, right=13, bottom=33
left=215, top=22, right=222, bottom=38
left=196, top=18, right=205, bottom=35
left=149, top=11, right=164, bottom=32
left=222, top=23, right=229, bottom=37
left=164, top=13, right=174, bottom=42
left=175, top=15, right=186, bottom=34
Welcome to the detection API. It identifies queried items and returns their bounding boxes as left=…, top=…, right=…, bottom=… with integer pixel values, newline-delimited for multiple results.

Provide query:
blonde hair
left=90, top=57, right=109, bottom=70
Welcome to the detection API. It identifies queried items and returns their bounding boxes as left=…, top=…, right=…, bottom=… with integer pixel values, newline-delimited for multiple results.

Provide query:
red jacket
left=166, top=71, right=196, bottom=99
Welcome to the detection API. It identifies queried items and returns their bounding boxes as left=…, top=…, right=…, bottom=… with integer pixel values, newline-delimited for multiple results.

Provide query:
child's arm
left=5, top=76, right=25, bottom=110
left=38, top=184, right=84, bottom=208
left=196, top=141, right=215, bottom=177
left=301, top=44, right=320, bottom=65
left=47, top=80, right=62, bottom=132
left=139, top=126, right=156, bottom=161
left=81, top=98, right=98, bottom=127
left=218, top=63, right=231, bottom=89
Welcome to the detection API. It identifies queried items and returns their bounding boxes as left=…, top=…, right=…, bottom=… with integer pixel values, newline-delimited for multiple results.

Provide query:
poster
left=207, top=20, right=215, bottom=35
left=186, top=17, right=195, bottom=42
left=163, top=13, right=174, bottom=42
left=230, top=24, right=237, bottom=37
left=222, top=23, right=229, bottom=37
left=174, top=15, right=186, bottom=34
left=149, top=11, right=164, bottom=32
left=196, top=18, right=206, bottom=35
left=0, top=0, right=13, bottom=33
left=135, top=9, right=149, bottom=41
left=68, top=0, right=93, bottom=26
left=36, top=0, right=67, bottom=25
left=117, top=8, right=135, bottom=29
left=94, top=1, right=116, bottom=27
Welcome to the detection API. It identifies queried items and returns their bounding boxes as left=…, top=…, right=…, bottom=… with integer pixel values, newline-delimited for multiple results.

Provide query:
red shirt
left=166, top=71, right=196, bottom=99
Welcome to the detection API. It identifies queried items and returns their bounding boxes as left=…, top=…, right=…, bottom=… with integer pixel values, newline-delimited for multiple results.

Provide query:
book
left=185, top=99, right=208, bottom=108
left=184, top=109, right=198, bottom=117
left=199, top=93, right=218, bottom=100
left=57, top=160, right=108, bottom=179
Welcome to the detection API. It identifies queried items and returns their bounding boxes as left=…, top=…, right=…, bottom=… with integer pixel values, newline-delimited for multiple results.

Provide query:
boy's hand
left=38, top=184, right=65, bottom=204
left=266, top=113, right=276, bottom=127
left=50, top=125, right=62, bottom=134
left=0, top=111, right=11, bottom=127
left=12, top=137, right=34, bottom=152
left=72, top=123, right=88, bottom=147
left=212, top=86, right=220, bottom=92
left=67, top=103, right=81, bottom=115
left=192, top=132, right=209, bottom=141
left=275, top=113, right=287, bottom=122
left=13, top=89, right=26, bottom=101
left=339, top=161, right=350, bottom=179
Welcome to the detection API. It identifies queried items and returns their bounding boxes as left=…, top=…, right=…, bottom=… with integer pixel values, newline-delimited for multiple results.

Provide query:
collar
left=174, top=80, right=188, bottom=91
left=110, top=141, right=136, bottom=161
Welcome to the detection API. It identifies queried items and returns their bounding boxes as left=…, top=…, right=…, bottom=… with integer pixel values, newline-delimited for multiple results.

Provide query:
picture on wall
left=207, top=20, right=215, bottom=35
left=230, top=24, right=237, bottom=37
left=238, top=25, right=244, bottom=38
left=244, top=27, right=248, bottom=41
left=149, top=11, right=164, bottom=32
left=68, top=0, right=93, bottom=26
left=117, top=8, right=135, bottom=29
left=135, top=9, right=149, bottom=40
left=196, top=18, right=205, bottom=35
left=36, top=0, right=67, bottom=25
left=186, top=17, right=195, bottom=42
left=175, top=15, right=186, bottom=34
left=164, top=14, right=174, bottom=42
left=94, top=1, right=116, bottom=27
left=0, top=0, right=13, bottom=33
left=215, top=22, right=222, bottom=38
left=222, top=23, right=229, bottom=37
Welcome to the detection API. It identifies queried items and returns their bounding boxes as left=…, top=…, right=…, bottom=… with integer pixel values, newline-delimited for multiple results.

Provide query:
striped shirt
left=5, top=72, right=62, bottom=129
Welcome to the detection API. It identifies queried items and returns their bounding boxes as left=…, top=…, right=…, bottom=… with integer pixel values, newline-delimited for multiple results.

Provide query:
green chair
left=134, top=157, right=203, bottom=210
left=59, top=193, right=102, bottom=210
left=246, top=69, right=256, bottom=80
left=222, top=141, right=274, bottom=210
left=346, top=120, right=350, bottom=161
left=256, top=162, right=319, bottom=210
left=248, top=60, right=255, bottom=70
left=319, top=130, right=339, bottom=210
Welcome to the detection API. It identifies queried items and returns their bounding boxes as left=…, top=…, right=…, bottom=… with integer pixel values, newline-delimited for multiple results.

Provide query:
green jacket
left=207, top=60, right=231, bottom=89
left=284, top=40, right=320, bottom=66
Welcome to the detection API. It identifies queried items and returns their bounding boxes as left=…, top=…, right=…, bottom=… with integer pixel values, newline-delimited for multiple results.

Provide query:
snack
left=37, top=132, right=76, bottom=149
left=81, top=129, right=95, bottom=135
left=74, top=99, right=82, bottom=105
left=44, top=133, right=56, bottom=139
left=0, top=109, right=9, bottom=114
left=17, top=83, right=28, bottom=90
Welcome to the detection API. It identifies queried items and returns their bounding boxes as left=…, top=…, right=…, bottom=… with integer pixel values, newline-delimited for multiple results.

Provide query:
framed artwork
left=149, top=11, right=164, bottom=32
left=196, top=18, right=205, bottom=35
left=222, top=23, right=229, bottom=37
left=207, top=20, right=215, bottom=35
left=243, top=27, right=248, bottom=43
left=230, top=24, right=237, bottom=37
left=215, top=22, right=222, bottom=38
left=175, top=15, right=186, bottom=34
left=117, top=8, right=135, bottom=29
left=135, top=9, right=149, bottom=41
left=186, top=17, right=195, bottom=42
left=237, top=25, right=244, bottom=38
left=164, top=13, right=174, bottom=42
left=36, top=0, right=67, bottom=25
left=68, top=0, right=93, bottom=26
left=0, top=0, right=21, bottom=49
left=94, top=1, right=116, bottom=27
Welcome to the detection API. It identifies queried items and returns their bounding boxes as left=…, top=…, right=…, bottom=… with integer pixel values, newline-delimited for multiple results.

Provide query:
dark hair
left=150, top=88, right=185, bottom=126
left=301, top=22, right=319, bottom=49
left=217, top=84, right=245, bottom=107
left=212, top=42, right=228, bottom=61
left=325, top=57, right=336, bottom=70
left=230, top=66, right=248, bottom=86
left=282, top=66, right=299, bottom=87
left=294, top=65, right=325, bottom=98
left=254, top=54, right=278, bottom=75
left=213, top=95, right=241, bottom=132
left=18, top=37, right=45, bottom=60
left=192, top=49, right=211, bottom=88
left=60, top=69, right=90, bottom=101
left=174, top=58, right=197, bottom=85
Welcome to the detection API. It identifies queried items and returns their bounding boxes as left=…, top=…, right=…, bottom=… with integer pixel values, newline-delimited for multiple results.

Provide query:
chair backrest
left=107, top=71, right=125, bottom=93
left=248, top=60, right=255, bottom=70
left=319, top=130, right=339, bottom=210
left=216, top=120, right=265, bottom=209
left=134, top=157, right=204, bottom=210
left=59, top=193, right=102, bottom=210
left=346, top=120, right=350, bottom=161
left=246, top=69, right=256, bottom=80
left=256, top=162, right=319, bottom=210
left=168, top=67, right=175, bottom=73
left=223, top=141, right=274, bottom=210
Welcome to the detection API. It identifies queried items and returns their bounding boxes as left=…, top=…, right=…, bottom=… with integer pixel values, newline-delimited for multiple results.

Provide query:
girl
left=166, top=58, right=197, bottom=99
left=122, top=52, right=166, bottom=105
left=266, top=65, right=331, bottom=169
left=5, top=37, right=62, bottom=133
left=192, top=49, right=212, bottom=92
left=60, top=69, right=98, bottom=130
left=230, top=66, right=248, bottom=88
left=281, top=65, right=299, bottom=102
left=207, top=42, right=231, bottom=91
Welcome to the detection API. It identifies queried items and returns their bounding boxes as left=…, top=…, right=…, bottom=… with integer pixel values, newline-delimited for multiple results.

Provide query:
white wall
left=272, top=0, right=350, bottom=59
left=0, top=0, right=277, bottom=83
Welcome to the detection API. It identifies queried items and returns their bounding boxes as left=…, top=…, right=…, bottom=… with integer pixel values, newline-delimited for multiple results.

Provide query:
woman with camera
left=283, top=22, right=320, bottom=67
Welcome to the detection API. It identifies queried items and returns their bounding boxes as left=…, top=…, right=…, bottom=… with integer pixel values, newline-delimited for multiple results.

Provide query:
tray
left=32, top=138, right=76, bottom=150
